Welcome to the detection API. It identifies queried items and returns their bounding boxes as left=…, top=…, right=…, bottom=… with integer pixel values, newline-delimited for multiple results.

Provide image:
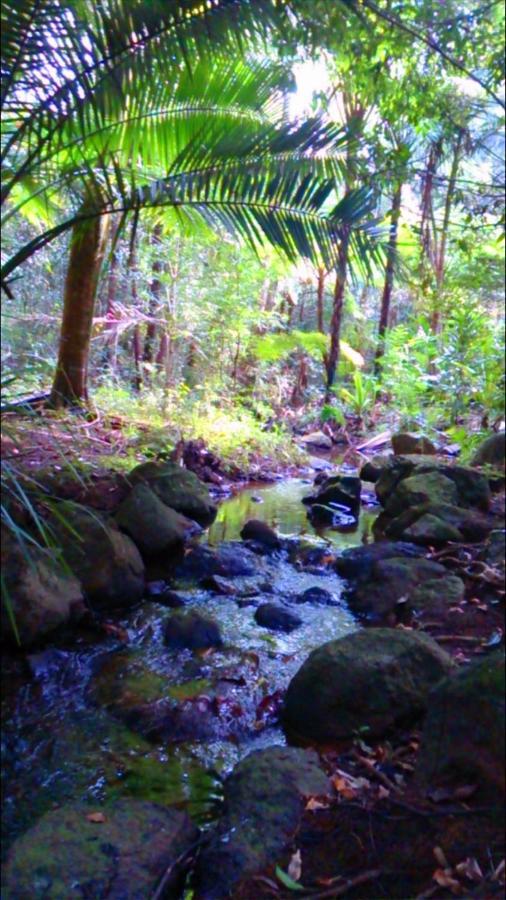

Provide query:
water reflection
left=207, top=478, right=377, bottom=549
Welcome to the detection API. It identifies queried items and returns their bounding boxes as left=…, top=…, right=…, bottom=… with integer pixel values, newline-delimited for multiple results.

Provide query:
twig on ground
left=303, top=868, right=382, bottom=898
left=351, top=749, right=403, bottom=796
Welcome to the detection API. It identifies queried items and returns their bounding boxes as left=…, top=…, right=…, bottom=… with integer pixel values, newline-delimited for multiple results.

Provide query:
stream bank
left=1, top=438, right=505, bottom=898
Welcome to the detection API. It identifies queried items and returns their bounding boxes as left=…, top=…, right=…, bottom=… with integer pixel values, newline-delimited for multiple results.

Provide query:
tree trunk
left=374, top=182, right=403, bottom=376
left=50, top=214, right=109, bottom=407
left=324, top=233, right=349, bottom=401
left=431, top=128, right=464, bottom=334
left=316, top=267, right=325, bottom=332
left=143, top=224, right=163, bottom=364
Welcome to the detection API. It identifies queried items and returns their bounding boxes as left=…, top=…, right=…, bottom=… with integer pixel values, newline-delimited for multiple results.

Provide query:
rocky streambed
left=1, top=441, right=505, bottom=899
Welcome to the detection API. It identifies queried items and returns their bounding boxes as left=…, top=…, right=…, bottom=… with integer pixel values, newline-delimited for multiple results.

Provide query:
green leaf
left=275, top=865, right=305, bottom=892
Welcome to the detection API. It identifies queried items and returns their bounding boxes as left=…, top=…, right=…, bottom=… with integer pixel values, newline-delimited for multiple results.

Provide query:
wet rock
left=1, top=528, right=86, bottom=648
left=164, top=610, right=223, bottom=650
left=283, top=628, right=453, bottom=743
left=384, top=471, right=458, bottom=518
left=359, top=453, right=393, bottom=483
left=472, top=432, right=505, bottom=468
left=289, top=539, right=335, bottom=570
left=392, top=432, right=437, bottom=455
left=200, top=575, right=237, bottom=595
left=115, top=483, right=199, bottom=557
left=255, top=604, right=302, bottom=632
left=295, top=586, right=337, bottom=606
left=193, top=747, right=329, bottom=899
left=240, top=519, right=281, bottom=550
left=156, top=589, right=186, bottom=608
left=375, top=457, right=491, bottom=512
left=48, top=504, right=145, bottom=610
left=129, top=461, right=217, bottom=526
left=384, top=502, right=495, bottom=544
left=303, top=474, right=361, bottom=518
left=344, top=556, right=448, bottom=620
left=176, top=543, right=259, bottom=579
left=416, top=651, right=505, bottom=801
left=335, top=541, right=425, bottom=580
left=298, top=431, right=333, bottom=449
left=1, top=800, right=199, bottom=899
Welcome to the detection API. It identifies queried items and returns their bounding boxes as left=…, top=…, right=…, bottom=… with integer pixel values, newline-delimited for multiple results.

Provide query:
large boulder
left=298, top=431, right=333, bottom=449
left=335, top=541, right=425, bottom=580
left=176, top=543, right=259, bottom=579
left=383, top=502, right=496, bottom=545
left=472, top=432, right=506, bottom=469
left=375, top=457, right=491, bottom=512
left=384, top=471, right=458, bottom=518
left=283, top=628, right=453, bottom=743
left=128, top=461, right=217, bottom=526
left=115, top=483, right=199, bottom=557
left=416, top=651, right=505, bottom=801
left=49, top=504, right=145, bottom=610
left=1, top=528, right=85, bottom=647
left=1, top=800, right=199, bottom=899
left=193, top=748, right=329, bottom=899
left=343, top=556, right=449, bottom=620
left=392, top=432, right=437, bottom=455
left=359, top=453, right=393, bottom=483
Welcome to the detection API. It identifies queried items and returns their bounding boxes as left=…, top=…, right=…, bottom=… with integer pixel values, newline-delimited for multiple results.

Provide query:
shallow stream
left=1, top=476, right=378, bottom=855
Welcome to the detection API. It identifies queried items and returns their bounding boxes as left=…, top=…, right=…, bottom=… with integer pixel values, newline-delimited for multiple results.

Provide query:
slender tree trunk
left=431, top=128, right=464, bottom=334
left=50, top=214, right=109, bottom=407
left=374, top=182, right=403, bottom=376
left=324, top=233, right=350, bottom=401
left=316, top=267, right=325, bottom=332
left=132, top=325, right=142, bottom=391
left=143, top=224, right=163, bottom=363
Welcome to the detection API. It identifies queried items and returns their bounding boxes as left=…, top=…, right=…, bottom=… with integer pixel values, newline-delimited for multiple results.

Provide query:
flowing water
left=1, top=476, right=378, bottom=855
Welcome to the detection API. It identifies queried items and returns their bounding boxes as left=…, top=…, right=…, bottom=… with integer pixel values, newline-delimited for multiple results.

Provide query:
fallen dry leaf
left=287, top=849, right=302, bottom=883
left=86, top=812, right=106, bottom=823
left=378, top=786, right=390, bottom=800
left=432, top=869, right=461, bottom=893
left=455, top=857, right=483, bottom=882
left=433, top=847, right=450, bottom=869
left=305, top=797, right=330, bottom=811
left=332, top=776, right=357, bottom=800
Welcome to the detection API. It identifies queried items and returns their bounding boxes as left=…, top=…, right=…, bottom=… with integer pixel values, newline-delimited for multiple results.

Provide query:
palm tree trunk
left=324, top=233, right=349, bottom=401
left=49, top=214, right=109, bottom=408
left=143, top=224, right=163, bottom=364
left=374, top=182, right=403, bottom=376
left=316, top=267, right=325, bottom=332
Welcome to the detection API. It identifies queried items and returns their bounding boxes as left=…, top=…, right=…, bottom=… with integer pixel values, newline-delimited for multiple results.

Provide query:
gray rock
left=176, top=543, right=259, bottom=579
left=283, top=628, right=453, bottom=743
left=344, top=556, right=449, bottom=619
left=416, top=651, right=505, bottom=801
left=164, top=610, right=223, bottom=650
left=335, top=541, right=425, bottom=580
left=240, top=519, right=281, bottom=549
left=1, top=800, right=199, bottom=899
left=1, top=527, right=85, bottom=647
left=193, top=747, right=329, bottom=899
left=129, top=461, right=217, bottom=526
left=384, top=471, right=459, bottom=518
left=255, top=604, right=302, bottom=632
left=295, top=586, right=337, bottom=605
left=385, top=502, right=495, bottom=544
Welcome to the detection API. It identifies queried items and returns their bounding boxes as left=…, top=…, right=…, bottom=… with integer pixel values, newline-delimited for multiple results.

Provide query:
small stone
left=295, top=587, right=336, bottom=605
left=392, top=432, right=437, bottom=455
left=240, top=519, right=281, bottom=549
left=298, top=431, right=333, bottom=449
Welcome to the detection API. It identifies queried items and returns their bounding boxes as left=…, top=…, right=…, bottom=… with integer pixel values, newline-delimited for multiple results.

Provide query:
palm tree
left=2, top=0, right=379, bottom=406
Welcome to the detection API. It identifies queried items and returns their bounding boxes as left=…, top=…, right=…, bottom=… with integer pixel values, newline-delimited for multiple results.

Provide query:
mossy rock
left=193, top=747, right=329, bottom=899
left=115, top=483, right=199, bottom=557
left=416, top=651, right=506, bottom=801
left=304, top=475, right=361, bottom=517
left=334, top=541, right=424, bottom=580
left=49, top=504, right=144, bottom=610
left=343, top=556, right=448, bottom=619
left=409, top=575, right=465, bottom=615
left=384, top=471, right=459, bottom=518
left=385, top=502, right=495, bottom=545
left=163, top=610, right=223, bottom=650
left=472, top=432, right=505, bottom=469
left=129, top=461, right=217, bottom=526
left=283, top=628, right=453, bottom=743
left=376, top=457, right=491, bottom=512
left=1, top=800, right=199, bottom=899
left=1, top=527, right=85, bottom=647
